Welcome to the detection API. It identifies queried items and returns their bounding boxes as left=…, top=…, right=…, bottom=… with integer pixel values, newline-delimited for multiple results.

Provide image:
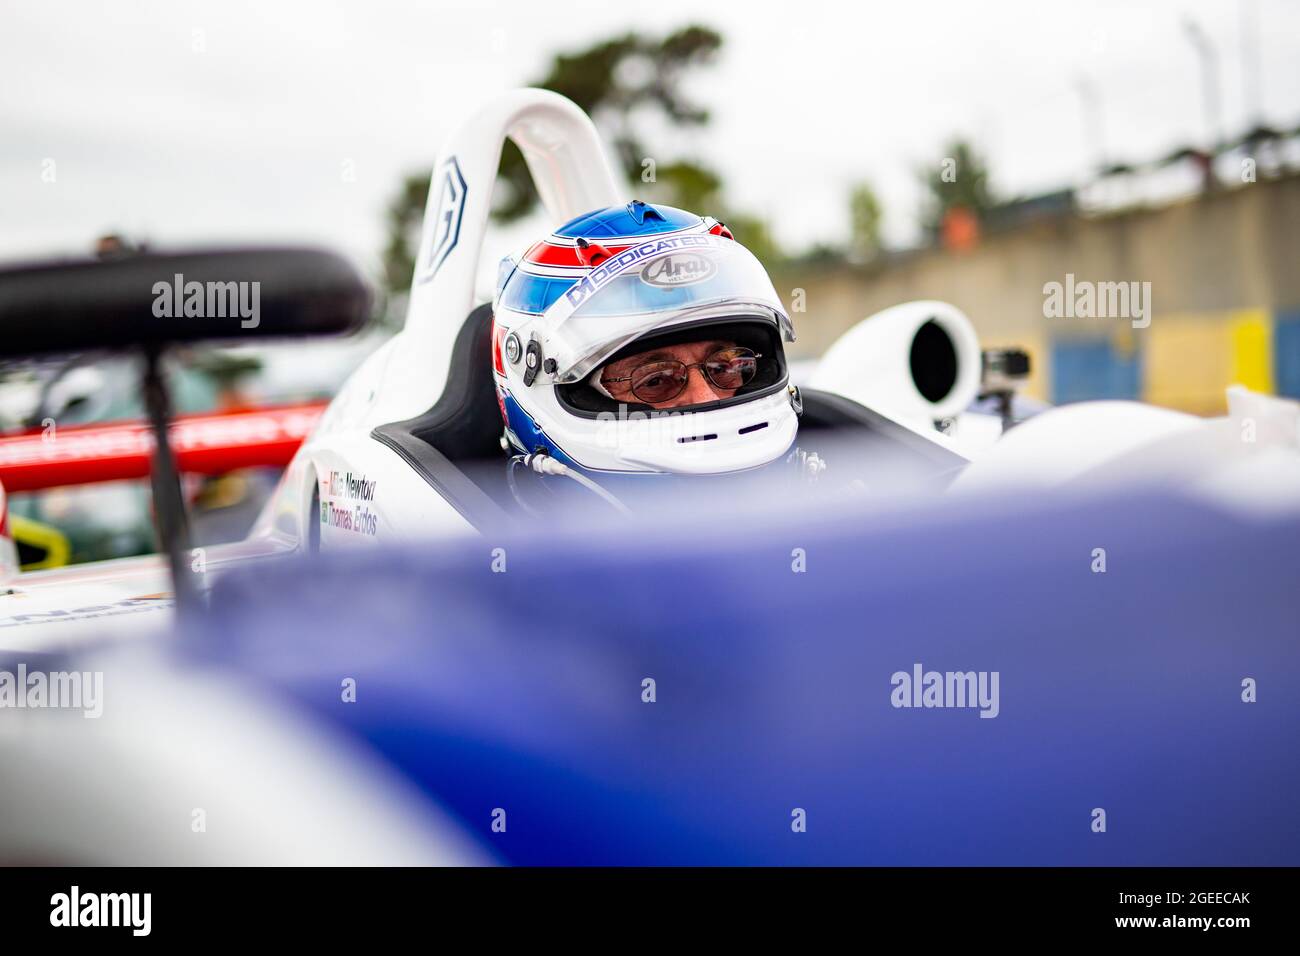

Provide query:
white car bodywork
left=3, top=88, right=1298, bottom=652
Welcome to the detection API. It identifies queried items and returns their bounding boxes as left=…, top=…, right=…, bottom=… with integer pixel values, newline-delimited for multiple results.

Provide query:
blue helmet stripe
left=499, top=273, right=577, bottom=315
left=553, top=202, right=702, bottom=240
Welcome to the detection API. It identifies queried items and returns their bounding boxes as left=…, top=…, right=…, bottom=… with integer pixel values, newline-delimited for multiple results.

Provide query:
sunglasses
left=602, top=347, right=761, bottom=405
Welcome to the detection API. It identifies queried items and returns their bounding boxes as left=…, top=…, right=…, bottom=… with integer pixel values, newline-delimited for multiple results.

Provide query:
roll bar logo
left=152, top=273, right=260, bottom=329
left=418, top=155, right=468, bottom=283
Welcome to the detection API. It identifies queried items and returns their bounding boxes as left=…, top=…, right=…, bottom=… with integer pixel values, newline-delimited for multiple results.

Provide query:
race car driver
left=490, top=200, right=802, bottom=509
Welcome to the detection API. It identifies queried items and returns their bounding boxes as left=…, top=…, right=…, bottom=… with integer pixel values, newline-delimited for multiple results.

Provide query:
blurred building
left=777, top=164, right=1300, bottom=416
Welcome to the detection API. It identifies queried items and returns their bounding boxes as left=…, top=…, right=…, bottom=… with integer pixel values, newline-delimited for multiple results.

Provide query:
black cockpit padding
left=371, top=304, right=511, bottom=527
left=404, top=302, right=505, bottom=462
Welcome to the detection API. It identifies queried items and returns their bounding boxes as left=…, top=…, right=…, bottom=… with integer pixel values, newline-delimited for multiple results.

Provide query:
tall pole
left=1074, top=75, right=1106, bottom=176
left=1183, top=18, right=1224, bottom=151
left=1240, top=0, right=1263, bottom=127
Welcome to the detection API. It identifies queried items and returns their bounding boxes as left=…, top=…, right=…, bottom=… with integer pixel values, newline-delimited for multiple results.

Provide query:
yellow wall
left=1229, top=309, right=1274, bottom=394
left=1142, top=310, right=1273, bottom=414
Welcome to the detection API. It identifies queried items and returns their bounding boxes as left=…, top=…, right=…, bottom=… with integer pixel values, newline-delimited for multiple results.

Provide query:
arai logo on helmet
left=639, top=253, right=716, bottom=288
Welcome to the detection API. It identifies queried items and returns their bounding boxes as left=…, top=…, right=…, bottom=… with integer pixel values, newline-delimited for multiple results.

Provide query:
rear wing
left=0, top=246, right=368, bottom=605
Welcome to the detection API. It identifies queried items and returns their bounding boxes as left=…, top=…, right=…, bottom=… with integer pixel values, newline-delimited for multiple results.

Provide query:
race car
left=1, top=88, right=1298, bottom=870
left=251, top=89, right=1300, bottom=547
left=2, top=87, right=1298, bottom=653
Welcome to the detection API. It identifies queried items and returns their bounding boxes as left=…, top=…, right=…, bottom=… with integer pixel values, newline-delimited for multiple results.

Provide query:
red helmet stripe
left=491, top=322, right=507, bottom=375
left=523, top=241, right=633, bottom=268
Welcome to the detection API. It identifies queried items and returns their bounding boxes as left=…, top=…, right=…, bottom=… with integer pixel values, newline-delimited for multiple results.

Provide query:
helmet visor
left=509, top=234, right=793, bottom=384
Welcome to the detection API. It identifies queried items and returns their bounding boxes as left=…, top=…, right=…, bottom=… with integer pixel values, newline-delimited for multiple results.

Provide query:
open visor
left=507, top=234, right=794, bottom=384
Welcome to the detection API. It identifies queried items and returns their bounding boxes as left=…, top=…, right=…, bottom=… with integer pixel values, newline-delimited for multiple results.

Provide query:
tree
left=381, top=173, right=435, bottom=302
left=848, top=181, right=884, bottom=262
left=381, top=26, right=725, bottom=294
left=918, top=139, right=995, bottom=238
left=718, top=212, right=781, bottom=268
left=636, top=161, right=782, bottom=263
left=496, top=25, right=722, bottom=222
left=643, top=161, right=722, bottom=215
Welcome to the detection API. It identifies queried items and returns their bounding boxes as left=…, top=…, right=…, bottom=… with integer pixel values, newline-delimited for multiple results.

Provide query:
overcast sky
left=3, top=0, right=1298, bottom=275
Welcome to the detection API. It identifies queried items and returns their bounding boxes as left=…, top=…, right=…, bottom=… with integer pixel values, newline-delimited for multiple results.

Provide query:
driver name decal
left=321, top=469, right=379, bottom=537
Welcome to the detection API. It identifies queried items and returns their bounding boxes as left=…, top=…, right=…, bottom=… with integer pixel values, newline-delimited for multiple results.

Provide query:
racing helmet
left=491, top=201, right=798, bottom=475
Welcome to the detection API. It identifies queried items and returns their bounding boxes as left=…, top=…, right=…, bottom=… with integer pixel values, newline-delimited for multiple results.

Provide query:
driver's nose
left=662, top=366, right=721, bottom=407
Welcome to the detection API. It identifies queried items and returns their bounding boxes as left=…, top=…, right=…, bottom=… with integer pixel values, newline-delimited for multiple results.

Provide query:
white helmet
left=491, top=201, right=798, bottom=476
